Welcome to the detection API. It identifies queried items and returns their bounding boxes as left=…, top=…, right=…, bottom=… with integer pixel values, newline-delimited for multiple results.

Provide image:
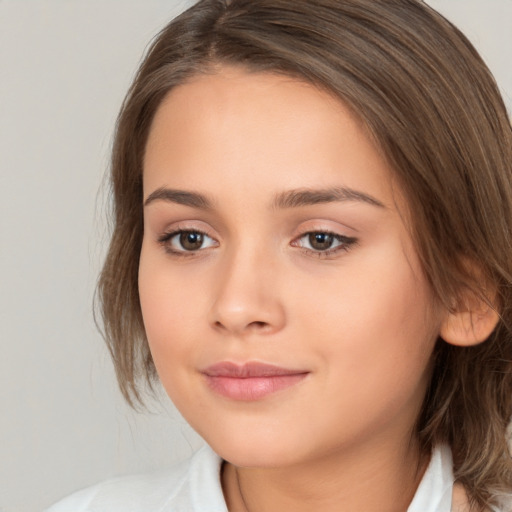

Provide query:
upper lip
left=202, top=362, right=308, bottom=378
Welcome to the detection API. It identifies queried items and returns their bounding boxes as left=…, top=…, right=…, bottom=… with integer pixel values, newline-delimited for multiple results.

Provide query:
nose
left=209, top=246, right=286, bottom=337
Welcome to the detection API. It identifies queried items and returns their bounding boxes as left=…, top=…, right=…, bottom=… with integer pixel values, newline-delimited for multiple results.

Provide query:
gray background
left=1, top=1, right=511, bottom=511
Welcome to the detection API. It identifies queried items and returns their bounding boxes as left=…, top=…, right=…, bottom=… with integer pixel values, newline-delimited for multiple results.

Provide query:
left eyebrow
left=272, top=186, right=386, bottom=209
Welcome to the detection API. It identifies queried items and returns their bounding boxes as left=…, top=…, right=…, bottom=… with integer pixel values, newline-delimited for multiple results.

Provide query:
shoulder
left=44, top=444, right=228, bottom=512
left=491, top=493, right=512, bottom=512
left=451, top=483, right=512, bottom=512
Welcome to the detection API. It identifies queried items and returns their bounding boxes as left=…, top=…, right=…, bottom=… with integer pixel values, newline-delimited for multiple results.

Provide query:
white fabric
left=407, top=444, right=453, bottom=512
left=44, top=444, right=505, bottom=512
left=45, top=445, right=227, bottom=512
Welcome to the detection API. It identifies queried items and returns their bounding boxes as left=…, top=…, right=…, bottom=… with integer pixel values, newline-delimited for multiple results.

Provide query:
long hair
left=97, top=1, right=512, bottom=508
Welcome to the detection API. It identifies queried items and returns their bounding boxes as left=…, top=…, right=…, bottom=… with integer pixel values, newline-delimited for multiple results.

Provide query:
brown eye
left=159, top=229, right=217, bottom=255
left=308, top=233, right=334, bottom=251
left=179, top=231, right=204, bottom=251
left=293, top=231, right=357, bottom=256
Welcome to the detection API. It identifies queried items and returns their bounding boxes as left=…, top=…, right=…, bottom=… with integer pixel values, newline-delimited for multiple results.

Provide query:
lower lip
left=204, top=374, right=308, bottom=401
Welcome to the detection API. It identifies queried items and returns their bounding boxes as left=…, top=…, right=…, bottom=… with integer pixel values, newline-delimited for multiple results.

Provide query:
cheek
left=293, top=239, right=439, bottom=392
left=138, top=245, right=204, bottom=375
left=138, top=260, right=209, bottom=418
left=298, top=240, right=435, bottom=338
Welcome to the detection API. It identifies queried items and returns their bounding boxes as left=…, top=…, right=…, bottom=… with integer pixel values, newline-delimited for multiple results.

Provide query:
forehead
left=143, top=66, right=397, bottom=208
left=146, top=67, right=355, bottom=155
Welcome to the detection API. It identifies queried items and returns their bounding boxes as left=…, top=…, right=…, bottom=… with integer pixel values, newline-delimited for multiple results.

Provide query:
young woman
left=47, top=1, right=512, bottom=510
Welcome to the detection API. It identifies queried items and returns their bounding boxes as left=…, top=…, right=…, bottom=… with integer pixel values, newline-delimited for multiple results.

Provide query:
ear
left=439, top=285, right=499, bottom=347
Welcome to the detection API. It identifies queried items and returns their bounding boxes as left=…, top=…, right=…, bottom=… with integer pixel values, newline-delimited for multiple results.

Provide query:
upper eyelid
left=297, top=229, right=345, bottom=237
left=292, top=219, right=358, bottom=235
left=159, top=227, right=216, bottom=242
left=158, top=222, right=216, bottom=238
left=293, top=231, right=357, bottom=245
left=156, top=222, right=356, bottom=245
left=157, top=226, right=352, bottom=239
left=293, top=228, right=356, bottom=241
left=152, top=214, right=355, bottom=234
left=158, top=227, right=348, bottom=239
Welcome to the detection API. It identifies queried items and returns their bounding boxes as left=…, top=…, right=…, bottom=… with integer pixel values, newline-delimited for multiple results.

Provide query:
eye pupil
left=309, top=233, right=334, bottom=250
left=180, top=232, right=204, bottom=250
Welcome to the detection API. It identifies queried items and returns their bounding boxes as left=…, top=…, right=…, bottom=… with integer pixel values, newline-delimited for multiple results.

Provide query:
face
left=139, top=67, right=443, bottom=469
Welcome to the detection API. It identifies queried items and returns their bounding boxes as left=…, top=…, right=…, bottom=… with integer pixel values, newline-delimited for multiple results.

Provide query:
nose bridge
left=210, top=238, right=285, bottom=335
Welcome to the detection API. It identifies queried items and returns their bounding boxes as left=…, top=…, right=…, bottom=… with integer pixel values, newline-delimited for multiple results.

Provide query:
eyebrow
left=143, top=185, right=386, bottom=210
left=144, top=187, right=214, bottom=210
left=272, top=186, right=386, bottom=209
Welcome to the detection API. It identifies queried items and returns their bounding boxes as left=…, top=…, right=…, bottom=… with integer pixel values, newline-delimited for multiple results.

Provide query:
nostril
left=213, top=320, right=268, bottom=333
left=249, top=321, right=268, bottom=330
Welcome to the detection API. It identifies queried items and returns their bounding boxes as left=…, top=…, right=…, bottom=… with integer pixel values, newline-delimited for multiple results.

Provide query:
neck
left=222, top=435, right=428, bottom=512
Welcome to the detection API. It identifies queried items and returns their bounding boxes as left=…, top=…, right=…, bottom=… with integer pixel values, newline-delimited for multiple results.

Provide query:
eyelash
left=293, top=231, right=358, bottom=258
left=157, top=229, right=217, bottom=258
left=157, top=229, right=358, bottom=259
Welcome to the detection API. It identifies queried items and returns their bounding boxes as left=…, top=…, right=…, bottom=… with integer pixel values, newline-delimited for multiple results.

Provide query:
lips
left=201, top=362, right=309, bottom=401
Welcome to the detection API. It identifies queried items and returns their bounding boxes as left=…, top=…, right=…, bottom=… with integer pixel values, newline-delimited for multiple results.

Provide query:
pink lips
left=202, top=362, right=309, bottom=401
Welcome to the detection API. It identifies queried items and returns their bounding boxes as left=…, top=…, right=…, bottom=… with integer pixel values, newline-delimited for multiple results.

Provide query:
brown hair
left=97, top=0, right=512, bottom=508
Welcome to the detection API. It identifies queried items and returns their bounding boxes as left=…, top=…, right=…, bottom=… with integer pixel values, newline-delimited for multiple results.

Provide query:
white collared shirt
left=45, top=444, right=509, bottom=512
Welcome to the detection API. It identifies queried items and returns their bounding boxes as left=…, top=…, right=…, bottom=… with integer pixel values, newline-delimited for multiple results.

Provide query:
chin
left=216, top=445, right=300, bottom=469
left=201, top=427, right=306, bottom=469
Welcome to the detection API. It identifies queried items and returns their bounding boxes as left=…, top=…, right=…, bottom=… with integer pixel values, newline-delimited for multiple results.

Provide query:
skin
left=139, top=67, right=448, bottom=512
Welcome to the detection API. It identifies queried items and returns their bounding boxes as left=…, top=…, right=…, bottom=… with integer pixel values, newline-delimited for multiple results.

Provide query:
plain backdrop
left=1, top=1, right=511, bottom=511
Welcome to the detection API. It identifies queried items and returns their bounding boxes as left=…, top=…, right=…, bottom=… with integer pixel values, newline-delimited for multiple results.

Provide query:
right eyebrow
left=143, top=187, right=213, bottom=210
